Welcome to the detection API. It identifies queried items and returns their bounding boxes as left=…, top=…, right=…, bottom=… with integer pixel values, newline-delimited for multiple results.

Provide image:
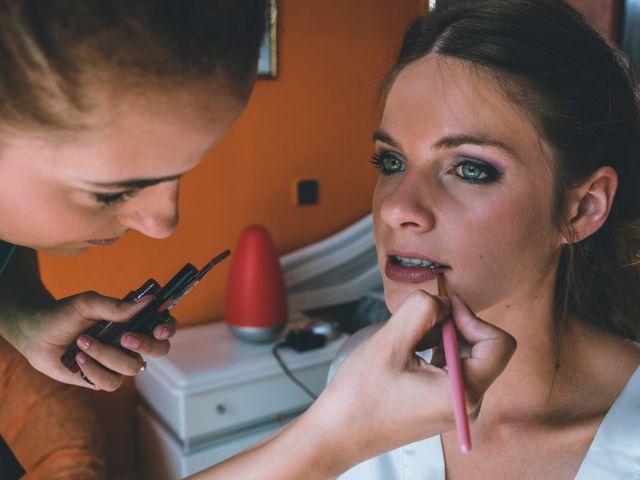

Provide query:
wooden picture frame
left=258, top=0, right=278, bottom=79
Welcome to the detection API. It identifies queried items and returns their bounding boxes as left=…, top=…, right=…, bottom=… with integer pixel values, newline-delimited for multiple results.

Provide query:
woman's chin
left=383, top=282, right=438, bottom=314
left=383, top=290, right=412, bottom=314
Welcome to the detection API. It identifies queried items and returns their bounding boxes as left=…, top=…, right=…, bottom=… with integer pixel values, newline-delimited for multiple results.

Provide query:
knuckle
left=128, top=355, right=144, bottom=375
left=146, top=340, right=170, bottom=357
left=159, top=341, right=171, bottom=356
left=114, top=301, right=133, bottom=317
left=85, top=339, right=103, bottom=356
left=123, top=360, right=140, bottom=376
left=408, top=290, right=438, bottom=311
left=71, top=295, right=89, bottom=311
left=103, top=376, right=123, bottom=392
left=71, top=291, right=100, bottom=315
left=80, top=291, right=100, bottom=303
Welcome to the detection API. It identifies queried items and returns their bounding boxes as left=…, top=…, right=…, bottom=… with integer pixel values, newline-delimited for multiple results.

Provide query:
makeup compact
left=60, top=249, right=231, bottom=374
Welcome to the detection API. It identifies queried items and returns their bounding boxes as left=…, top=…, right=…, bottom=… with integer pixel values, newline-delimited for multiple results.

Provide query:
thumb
left=381, top=290, right=450, bottom=359
left=69, top=291, right=155, bottom=324
left=450, top=294, right=516, bottom=392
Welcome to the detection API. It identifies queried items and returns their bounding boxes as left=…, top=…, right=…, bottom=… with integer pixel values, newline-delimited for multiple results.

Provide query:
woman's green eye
left=456, top=163, right=487, bottom=181
left=384, top=156, right=403, bottom=172
left=451, top=159, right=503, bottom=184
left=371, top=152, right=406, bottom=175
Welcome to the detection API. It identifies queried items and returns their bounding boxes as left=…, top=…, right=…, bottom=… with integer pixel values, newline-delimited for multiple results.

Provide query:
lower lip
left=385, top=258, right=446, bottom=284
left=86, top=238, right=120, bottom=246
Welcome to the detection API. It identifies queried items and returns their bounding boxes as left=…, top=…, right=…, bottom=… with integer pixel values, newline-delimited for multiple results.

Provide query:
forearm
left=189, top=398, right=359, bottom=480
left=0, top=246, right=54, bottom=351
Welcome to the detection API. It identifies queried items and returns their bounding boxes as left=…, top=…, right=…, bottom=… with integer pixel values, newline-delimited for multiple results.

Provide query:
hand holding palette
left=60, top=249, right=231, bottom=373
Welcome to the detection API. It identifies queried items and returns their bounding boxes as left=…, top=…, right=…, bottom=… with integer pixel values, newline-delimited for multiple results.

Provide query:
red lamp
left=224, top=225, right=288, bottom=342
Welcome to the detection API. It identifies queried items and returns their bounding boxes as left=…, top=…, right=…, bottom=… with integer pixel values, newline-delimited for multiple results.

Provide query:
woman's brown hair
left=385, top=0, right=640, bottom=339
left=0, top=0, right=266, bottom=133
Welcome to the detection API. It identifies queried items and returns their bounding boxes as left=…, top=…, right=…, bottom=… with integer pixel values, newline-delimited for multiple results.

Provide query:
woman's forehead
left=2, top=89, right=243, bottom=183
left=381, top=55, right=553, bottom=167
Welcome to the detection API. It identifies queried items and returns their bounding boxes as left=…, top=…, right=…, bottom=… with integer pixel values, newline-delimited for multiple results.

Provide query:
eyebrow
left=373, top=129, right=519, bottom=159
left=88, top=174, right=182, bottom=190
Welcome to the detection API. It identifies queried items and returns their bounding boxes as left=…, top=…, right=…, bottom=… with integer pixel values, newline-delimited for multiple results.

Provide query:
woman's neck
left=479, top=288, right=562, bottom=418
left=472, top=270, right=635, bottom=423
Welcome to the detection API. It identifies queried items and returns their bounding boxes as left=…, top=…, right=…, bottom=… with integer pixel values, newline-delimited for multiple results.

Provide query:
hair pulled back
left=386, top=0, right=640, bottom=339
left=0, top=0, right=266, bottom=132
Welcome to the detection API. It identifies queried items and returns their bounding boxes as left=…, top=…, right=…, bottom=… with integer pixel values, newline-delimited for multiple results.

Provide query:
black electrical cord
left=272, top=342, right=318, bottom=400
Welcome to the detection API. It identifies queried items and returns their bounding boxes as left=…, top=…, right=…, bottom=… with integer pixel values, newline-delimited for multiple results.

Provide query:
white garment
left=332, top=326, right=640, bottom=480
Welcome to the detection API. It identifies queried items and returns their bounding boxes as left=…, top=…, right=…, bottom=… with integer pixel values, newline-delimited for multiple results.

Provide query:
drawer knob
left=215, top=404, right=227, bottom=415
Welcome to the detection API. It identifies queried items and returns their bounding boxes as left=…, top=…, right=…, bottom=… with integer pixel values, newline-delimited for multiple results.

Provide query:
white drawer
left=180, top=362, right=329, bottom=443
left=137, top=404, right=291, bottom=480
left=135, top=318, right=346, bottom=443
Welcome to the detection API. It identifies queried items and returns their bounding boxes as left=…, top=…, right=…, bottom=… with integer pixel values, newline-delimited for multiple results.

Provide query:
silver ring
left=139, top=361, right=148, bottom=373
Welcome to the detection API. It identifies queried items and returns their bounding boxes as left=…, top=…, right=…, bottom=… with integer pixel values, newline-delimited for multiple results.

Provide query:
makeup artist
left=0, top=1, right=516, bottom=479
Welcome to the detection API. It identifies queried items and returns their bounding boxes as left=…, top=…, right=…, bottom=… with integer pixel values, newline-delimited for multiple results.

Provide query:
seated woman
left=335, top=0, right=640, bottom=478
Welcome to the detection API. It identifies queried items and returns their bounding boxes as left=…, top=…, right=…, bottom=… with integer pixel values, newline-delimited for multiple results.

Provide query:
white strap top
left=334, top=327, right=640, bottom=480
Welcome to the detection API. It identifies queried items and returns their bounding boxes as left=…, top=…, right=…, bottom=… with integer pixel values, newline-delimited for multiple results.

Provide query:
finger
left=76, top=352, right=125, bottom=392
left=71, top=292, right=154, bottom=323
left=450, top=295, right=503, bottom=344
left=152, top=315, right=177, bottom=340
left=450, top=295, right=516, bottom=390
left=457, top=334, right=472, bottom=359
left=380, top=290, right=451, bottom=355
left=120, top=332, right=170, bottom=358
left=76, top=335, right=145, bottom=376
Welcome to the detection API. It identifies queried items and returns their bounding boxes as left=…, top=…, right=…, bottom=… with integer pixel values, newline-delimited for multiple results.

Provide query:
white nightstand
left=135, top=315, right=346, bottom=479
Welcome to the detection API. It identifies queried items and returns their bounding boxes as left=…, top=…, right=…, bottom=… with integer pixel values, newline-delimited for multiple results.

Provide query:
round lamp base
left=226, top=324, right=285, bottom=343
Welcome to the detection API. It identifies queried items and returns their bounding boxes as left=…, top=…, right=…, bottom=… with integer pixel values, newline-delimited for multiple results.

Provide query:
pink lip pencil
left=437, top=274, right=472, bottom=452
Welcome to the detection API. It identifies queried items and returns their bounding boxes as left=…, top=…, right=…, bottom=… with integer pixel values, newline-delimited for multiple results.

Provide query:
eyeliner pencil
left=437, top=274, right=472, bottom=452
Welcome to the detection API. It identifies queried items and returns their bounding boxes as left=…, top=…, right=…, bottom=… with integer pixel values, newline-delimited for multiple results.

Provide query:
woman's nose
left=377, top=174, right=436, bottom=233
left=117, top=181, right=180, bottom=239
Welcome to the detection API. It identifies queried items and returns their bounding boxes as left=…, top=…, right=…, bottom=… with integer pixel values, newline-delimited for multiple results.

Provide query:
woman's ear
left=562, top=166, right=618, bottom=244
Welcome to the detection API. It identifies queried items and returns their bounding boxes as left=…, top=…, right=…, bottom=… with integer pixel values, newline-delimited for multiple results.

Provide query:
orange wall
left=37, top=1, right=421, bottom=477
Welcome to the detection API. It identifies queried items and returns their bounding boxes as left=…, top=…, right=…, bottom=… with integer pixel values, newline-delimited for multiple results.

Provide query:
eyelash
left=370, top=151, right=502, bottom=184
left=94, top=190, right=138, bottom=206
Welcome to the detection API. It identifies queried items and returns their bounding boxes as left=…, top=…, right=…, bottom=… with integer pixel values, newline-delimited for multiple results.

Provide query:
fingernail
left=76, top=352, right=87, bottom=365
left=123, top=334, right=141, bottom=349
left=160, top=326, right=171, bottom=340
left=77, top=336, right=91, bottom=350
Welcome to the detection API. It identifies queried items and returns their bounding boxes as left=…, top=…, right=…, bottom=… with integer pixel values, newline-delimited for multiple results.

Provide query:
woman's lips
left=86, top=237, right=120, bottom=246
left=384, top=256, right=448, bottom=284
